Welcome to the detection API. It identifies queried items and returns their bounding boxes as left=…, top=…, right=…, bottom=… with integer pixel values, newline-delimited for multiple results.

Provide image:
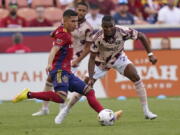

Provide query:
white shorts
left=71, top=67, right=78, bottom=74
left=93, top=52, right=132, bottom=79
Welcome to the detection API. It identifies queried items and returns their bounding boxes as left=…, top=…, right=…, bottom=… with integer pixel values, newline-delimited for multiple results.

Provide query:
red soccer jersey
left=29, top=18, right=52, bottom=27
left=1, top=16, right=27, bottom=28
left=51, top=26, right=73, bottom=72
left=6, top=44, right=31, bottom=53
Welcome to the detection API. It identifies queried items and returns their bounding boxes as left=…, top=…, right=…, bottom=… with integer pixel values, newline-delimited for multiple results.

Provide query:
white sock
left=134, top=80, right=150, bottom=114
left=42, top=81, right=53, bottom=110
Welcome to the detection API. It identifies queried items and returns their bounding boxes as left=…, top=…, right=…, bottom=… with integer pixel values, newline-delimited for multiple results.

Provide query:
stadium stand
left=17, top=8, right=37, bottom=21
left=44, top=7, right=63, bottom=23
left=31, top=0, right=54, bottom=8
left=0, top=8, right=9, bottom=19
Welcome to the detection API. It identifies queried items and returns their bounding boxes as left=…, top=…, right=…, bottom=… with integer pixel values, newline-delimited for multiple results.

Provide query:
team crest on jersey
left=56, top=38, right=63, bottom=44
left=62, top=75, right=69, bottom=83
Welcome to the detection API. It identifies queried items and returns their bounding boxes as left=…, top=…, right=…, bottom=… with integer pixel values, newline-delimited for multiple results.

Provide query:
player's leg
left=113, top=53, right=157, bottom=119
left=54, top=66, right=106, bottom=124
left=55, top=71, right=122, bottom=124
left=123, top=64, right=157, bottom=119
left=13, top=70, right=68, bottom=104
left=73, top=75, right=122, bottom=120
left=32, top=75, right=53, bottom=116
left=13, top=88, right=67, bottom=103
left=62, top=77, right=95, bottom=110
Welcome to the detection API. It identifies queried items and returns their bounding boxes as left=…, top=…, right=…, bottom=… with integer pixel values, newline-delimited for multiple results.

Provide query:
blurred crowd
left=0, top=0, right=179, bottom=53
left=0, top=0, right=180, bottom=29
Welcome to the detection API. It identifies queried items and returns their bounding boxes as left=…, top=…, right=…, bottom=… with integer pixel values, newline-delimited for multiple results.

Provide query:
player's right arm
left=88, top=52, right=96, bottom=85
left=46, top=46, right=60, bottom=74
left=46, top=31, right=67, bottom=73
left=88, top=36, right=99, bottom=85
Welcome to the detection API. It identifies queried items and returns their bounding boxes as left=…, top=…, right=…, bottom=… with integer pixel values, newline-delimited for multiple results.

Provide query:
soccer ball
left=98, top=109, right=115, bottom=126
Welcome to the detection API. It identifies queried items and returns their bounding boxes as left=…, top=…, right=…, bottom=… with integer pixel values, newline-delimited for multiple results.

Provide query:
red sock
left=85, top=90, right=104, bottom=113
left=28, top=91, right=64, bottom=103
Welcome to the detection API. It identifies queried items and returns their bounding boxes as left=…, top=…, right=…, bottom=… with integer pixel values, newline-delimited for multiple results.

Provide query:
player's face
left=76, top=5, right=88, bottom=20
left=102, top=21, right=115, bottom=37
left=66, top=16, right=78, bottom=32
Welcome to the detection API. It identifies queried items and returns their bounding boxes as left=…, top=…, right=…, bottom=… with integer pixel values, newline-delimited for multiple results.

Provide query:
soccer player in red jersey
left=1, top=3, right=27, bottom=28
left=32, top=2, right=94, bottom=118
left=13, top=9, right=122, bottom=123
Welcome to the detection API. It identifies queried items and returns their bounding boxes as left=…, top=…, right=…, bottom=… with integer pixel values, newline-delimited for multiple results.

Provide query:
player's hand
left=149, top=55, right=157, bottom=65
left=72, top=60, right=79, bottom=67
left=46, top=64, right=52, bottom=74
left=88, top=78, right=94, bottom=87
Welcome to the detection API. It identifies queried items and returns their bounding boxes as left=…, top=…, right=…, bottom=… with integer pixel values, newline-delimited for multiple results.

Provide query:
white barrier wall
left=0, top=53, right=106, bottom=100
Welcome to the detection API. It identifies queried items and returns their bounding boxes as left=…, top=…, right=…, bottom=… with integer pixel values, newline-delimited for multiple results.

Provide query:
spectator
left=88, top=0, right=115, bottom=15
left=157, top=0, right=180, bottom=25
left=61, top=0, right=87, bottom=10
left=160, top=37, right=171, bottom=50
left=177, top=0, right=180, bottom=7
left=143, top=0, right=160, bottom=24
left=29, top=6, right=52, bottom=27
left=6, top=32, right=31, bottom=53
left=86, top=4, right=103, bottom=30
left=113, top=0, right=135, bottom=25
left=1, top=3, right=27, bottom=28
left=128, top=0, right=144, bottom=20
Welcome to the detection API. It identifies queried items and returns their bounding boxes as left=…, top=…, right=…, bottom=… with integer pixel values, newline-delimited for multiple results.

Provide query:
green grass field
left=0, top=98, right=180, bottom=135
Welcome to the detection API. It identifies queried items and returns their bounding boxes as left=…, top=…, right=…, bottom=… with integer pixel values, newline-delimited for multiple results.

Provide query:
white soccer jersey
left=91, top=25, right=138, bottom=70
left=71, top=20, right=93, bottom=58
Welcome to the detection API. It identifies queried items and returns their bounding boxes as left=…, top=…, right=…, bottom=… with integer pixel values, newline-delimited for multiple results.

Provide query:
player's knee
left=84, top=77, right=89, bottom=84
left=83, top=85, right=93, bottom=95
left=130, top=73, right=140, bottom=82
left=73, top=93, right=82, bottom=100
left=56, top=91, right=67, bottom=103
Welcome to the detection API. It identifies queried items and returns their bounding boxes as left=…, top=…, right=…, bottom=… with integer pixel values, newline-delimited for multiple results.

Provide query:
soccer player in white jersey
left=57, top=15, right=158, bottom=124
left=32, top=2, right=93, bottom=118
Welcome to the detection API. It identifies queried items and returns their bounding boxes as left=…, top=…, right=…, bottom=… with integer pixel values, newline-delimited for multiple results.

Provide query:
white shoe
left=32, top=109, right=49, bottom=116
left=55, top=106, right=69, bottom=124
left=145, top=112, right=158, bottom=120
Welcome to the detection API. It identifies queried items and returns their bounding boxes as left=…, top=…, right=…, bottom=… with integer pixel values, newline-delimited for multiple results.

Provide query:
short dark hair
left=75, top=2, right=89, bottom=9
left=63, top=9, right=78, bottom=18
left=102, top=15, right=114, bottom=23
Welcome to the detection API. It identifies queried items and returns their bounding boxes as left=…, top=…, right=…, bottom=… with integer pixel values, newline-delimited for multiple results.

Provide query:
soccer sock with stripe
left=85, top=90, right=104, bottom=113
left=28, top=91, right=64, bottom=103
left=42, top=81, right=53, bottom=110
left=134, top=80, right=150, bottom=113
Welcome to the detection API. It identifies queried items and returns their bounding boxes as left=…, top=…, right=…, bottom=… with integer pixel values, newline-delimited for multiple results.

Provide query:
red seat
left=17, top=0, right=28, bottom=7
left=0, top=8, right=9, bottom=19
left=31, top=0, right=54, bottom=8
left=17, top=8, right=37, bottom=21
left=44, top=7, right=63, bottom=22
left=4, top=0, right=28, bottom=8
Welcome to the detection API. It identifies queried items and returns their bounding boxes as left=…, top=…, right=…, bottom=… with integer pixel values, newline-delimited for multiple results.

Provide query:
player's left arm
left=72, top=41, right=91, bottom=67
left=137, top=32, right=157, bottom=65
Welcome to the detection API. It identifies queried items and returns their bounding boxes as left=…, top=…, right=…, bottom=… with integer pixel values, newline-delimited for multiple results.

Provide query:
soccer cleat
left=32, top=109, right=49, bottom=116
left=145, top=112, right=158, bottom=120
left=12, top=88, right=30, bottom=103
left=114, top=110, right=123, bottom=120
left=54, top=106, right=69, bottom=124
